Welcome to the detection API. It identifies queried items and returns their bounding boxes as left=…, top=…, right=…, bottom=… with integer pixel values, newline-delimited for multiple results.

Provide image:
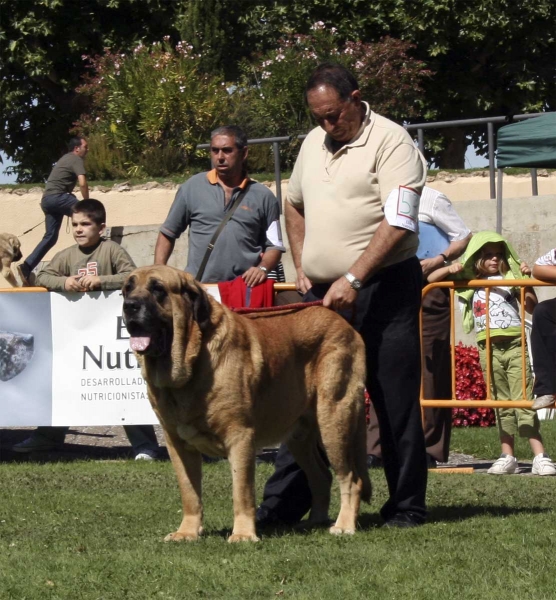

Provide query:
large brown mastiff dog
left=122, top=265, right=371, bottom=542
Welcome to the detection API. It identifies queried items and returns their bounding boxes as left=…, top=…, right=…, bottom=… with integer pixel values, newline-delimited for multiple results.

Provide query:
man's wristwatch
left=440, top=253, right=449, bottom=265
left=258, top=266, right=268, bottom=273
left=344, top=272, right=362, bottom=291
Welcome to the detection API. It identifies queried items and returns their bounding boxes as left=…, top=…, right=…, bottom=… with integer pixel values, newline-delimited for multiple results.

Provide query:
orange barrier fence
left=421, top=279, right=554, bottom=410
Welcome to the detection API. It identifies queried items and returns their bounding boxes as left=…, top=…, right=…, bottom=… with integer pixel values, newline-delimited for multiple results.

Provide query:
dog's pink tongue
left=130, top=336, right=151, bottom=352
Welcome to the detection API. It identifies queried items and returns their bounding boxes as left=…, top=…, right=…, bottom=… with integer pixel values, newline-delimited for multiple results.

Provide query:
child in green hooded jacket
left=429, top=231, right=556, bottom=476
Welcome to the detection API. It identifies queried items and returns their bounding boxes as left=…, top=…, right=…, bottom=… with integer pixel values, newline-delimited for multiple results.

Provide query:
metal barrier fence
left=420, top=279, right=554, bottom=410
left=198, top=112, right=551, bottom=205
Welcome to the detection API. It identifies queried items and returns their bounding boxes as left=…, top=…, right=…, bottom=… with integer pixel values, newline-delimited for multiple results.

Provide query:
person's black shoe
left=366, top=454, right=383, bottom=469
left=382, top=512, right=424, bottom=529
left=255, top=505, right=281, bottom=528
left=16, top=264, right=31, bottom=287
left=426, top=454, right=438, bottom=469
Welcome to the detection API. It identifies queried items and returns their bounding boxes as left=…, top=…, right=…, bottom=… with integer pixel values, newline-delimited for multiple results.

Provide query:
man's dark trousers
left=259, top=256, right=428, bottom=523
left=366, top=285, right=453, bottom=463
left=531, top=299, right=556, bottom=396
left=24, top=192, right=78, bottom=272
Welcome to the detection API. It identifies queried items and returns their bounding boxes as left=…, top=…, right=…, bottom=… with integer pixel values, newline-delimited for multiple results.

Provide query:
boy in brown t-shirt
left=13, top=199, right=160, bottom=459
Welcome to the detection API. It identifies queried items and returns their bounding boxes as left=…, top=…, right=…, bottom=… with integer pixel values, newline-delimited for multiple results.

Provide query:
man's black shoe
left=426, top=454, right=438, bottom=469
left=366, top=454, right=383, bottom=469
left=382, top=512, right=424, bottom=529
left=255, top=505, right=280, bottom=527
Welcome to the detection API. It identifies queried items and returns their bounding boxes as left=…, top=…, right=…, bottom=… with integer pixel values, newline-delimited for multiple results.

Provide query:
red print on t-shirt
left=77, top=262, right=98, bottom=278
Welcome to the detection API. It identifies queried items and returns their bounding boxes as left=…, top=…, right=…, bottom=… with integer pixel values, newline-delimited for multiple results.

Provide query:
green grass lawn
left=1, top=422, right=556, bottom=600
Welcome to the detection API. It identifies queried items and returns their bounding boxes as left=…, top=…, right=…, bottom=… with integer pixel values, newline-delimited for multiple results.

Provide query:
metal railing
left=198, top=112, right=552, bottom=205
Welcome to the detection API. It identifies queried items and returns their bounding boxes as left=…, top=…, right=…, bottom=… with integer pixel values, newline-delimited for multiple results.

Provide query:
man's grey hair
left=211, top=126, right=248, bottom=149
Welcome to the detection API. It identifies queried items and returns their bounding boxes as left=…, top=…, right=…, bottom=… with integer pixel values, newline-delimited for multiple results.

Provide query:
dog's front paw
left=329, top=525, right=355, bottom=536
left=164, top=529, right=201, bottom=542
left=228, top=532, right=260, bottom=543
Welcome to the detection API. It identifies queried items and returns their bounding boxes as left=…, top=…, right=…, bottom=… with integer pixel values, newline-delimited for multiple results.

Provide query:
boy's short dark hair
left=68, top=136, right=85, bottom=152
left=71, top=199, right=106, bottom=225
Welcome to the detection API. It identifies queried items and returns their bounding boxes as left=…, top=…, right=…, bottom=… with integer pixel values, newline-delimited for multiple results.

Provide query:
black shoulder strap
left=195, top=189, right=246, bottom=281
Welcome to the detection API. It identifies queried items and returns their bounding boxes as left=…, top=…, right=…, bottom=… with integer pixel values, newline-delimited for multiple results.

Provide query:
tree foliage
left=74, top=41, right=231, bottom=179
left=233, top=24, right=431, bottom=169
left=0, top=0, right=178, bottom=181
left=238, top=0, right=556, bottom=167
left=0, top=0, right=554, bottom=179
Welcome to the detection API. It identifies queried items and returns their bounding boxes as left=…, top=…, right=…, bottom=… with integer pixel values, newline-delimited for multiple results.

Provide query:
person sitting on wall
left=12, top=199, right=161, bottom=460
left=17, top=137, right=90, bottom=286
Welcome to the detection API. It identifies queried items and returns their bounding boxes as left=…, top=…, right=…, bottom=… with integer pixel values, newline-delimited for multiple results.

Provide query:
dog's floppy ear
left=182, top=281, right=211, bottom=331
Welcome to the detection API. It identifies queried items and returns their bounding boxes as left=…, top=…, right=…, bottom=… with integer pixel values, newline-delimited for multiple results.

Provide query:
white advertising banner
left=0, top=290, right=157, bottom=426
left=50, top=291, right=157, bottom=426
left=0, top=292, right=53, bottom=425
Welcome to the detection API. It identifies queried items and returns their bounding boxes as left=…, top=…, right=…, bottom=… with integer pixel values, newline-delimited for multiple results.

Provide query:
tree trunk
left=437, top=127, right=467, bottom=169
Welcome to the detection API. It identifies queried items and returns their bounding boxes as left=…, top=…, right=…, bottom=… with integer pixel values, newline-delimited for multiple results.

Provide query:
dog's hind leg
left=164, top=431, right=204, bottom=542
left=314, top=341, right=370, bottom=535
left=227, top=432, right=259, bottom=542
left=318, top=393, right=371, bottom=535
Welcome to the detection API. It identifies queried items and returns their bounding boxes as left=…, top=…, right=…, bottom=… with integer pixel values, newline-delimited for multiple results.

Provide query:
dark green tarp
left=496, top=113, right=556, bottom=168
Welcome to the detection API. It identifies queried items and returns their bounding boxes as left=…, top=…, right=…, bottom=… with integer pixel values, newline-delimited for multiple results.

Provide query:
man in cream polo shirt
left=257, top=63, right=429, bottom=529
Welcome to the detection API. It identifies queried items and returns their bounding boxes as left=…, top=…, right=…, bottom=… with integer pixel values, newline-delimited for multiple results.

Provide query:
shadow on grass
left=427, top=504, right=551, bottom=523
left=239, top=504, right=552, bottom=539
left=0, top=446, right=142, bottom=462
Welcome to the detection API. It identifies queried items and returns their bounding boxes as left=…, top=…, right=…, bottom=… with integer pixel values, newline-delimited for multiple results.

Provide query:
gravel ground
left=0, top=425, right=168, bottom=461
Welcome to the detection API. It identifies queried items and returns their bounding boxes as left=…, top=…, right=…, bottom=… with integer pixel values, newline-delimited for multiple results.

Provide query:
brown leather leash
left=231, top=300, right=324, bottom=315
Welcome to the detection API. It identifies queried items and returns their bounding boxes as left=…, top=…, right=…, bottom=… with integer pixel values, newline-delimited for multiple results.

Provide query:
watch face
left=344, top=272, right=362, bottom=290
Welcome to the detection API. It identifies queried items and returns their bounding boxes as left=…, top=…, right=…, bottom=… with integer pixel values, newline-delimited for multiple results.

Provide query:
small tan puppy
left=122, top=265, right=371, bottom=543
left=0, top=233, right=23, bottom=287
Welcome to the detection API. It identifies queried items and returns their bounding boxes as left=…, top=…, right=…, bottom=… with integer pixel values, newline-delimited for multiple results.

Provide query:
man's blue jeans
left=24, top=193, right=78, bottom=272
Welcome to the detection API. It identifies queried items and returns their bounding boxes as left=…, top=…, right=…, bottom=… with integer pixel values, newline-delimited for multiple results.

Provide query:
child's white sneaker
left=531, top=394, right=556, bottom=410
left=532, top=453, right=556, bottom=476
left=487, top=454, right=518, bottom=474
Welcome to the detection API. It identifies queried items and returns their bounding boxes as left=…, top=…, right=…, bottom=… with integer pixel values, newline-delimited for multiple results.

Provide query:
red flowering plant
left=364, top=388, right=371, bottom=423
left=453, top=342, right=495, bottom=427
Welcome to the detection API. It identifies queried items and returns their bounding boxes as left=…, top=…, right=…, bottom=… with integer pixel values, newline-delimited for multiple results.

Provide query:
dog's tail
left=355, top=404, right=372, bottom=504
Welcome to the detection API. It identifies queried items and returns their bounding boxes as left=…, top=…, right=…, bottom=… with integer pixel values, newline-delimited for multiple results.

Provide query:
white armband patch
left=266, top=220, right=284, bottom=248
left=383, top=186, right=420, bottom=232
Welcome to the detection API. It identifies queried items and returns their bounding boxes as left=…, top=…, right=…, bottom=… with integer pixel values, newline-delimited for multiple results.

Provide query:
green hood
left=454, top=231, right=527, bottom=333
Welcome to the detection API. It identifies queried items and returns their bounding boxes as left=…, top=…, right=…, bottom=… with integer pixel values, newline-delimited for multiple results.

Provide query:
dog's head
left=0, top=233, right=22, bottom=263
left=122, top=265, right=212, bottom=387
